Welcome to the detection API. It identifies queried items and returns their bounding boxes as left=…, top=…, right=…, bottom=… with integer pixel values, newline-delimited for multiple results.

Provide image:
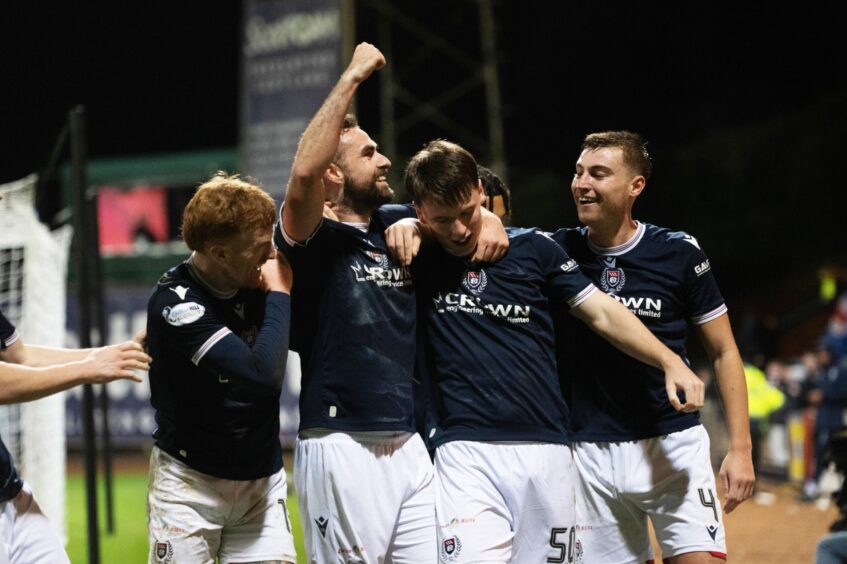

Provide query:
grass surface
left=66, top=472, right=307, bottom=563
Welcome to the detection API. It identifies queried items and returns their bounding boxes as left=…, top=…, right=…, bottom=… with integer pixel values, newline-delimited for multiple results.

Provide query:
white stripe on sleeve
left=191, top=327, right=232, bottom=366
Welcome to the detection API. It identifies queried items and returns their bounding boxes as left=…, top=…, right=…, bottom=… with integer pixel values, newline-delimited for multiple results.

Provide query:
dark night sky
left=3, top=3, right=841, bottom=181
left=3, top=2, right=845, bottom=317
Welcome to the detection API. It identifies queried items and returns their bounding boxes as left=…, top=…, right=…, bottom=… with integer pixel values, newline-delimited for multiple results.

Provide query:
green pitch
left=66, top=472, right=307, bottom=563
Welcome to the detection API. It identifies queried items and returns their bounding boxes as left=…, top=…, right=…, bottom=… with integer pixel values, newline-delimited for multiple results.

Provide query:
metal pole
left=87, top=187, right=115, bottom=534
left=70, top=105, right=101, bottom=564
left=477, top=0, right=507, bottom=177
left=377, top=13, right=398, bottom=189
left=341, top=0, right=356, bottom=113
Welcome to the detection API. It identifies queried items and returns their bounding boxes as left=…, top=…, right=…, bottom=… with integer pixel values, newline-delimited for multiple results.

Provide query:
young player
left=552, top=131, right=755, bottom=563
left=401, top=139, right=704, bottom=563
left=145, top=173, right=295, bottom=564
left=1, top=310, right=150, bottom=563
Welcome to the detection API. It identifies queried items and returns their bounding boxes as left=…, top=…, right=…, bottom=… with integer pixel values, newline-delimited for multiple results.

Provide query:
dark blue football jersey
left=415, top=228, right=596, bottom=447
left=274, top=205, right=417, bottom=433
left=552, top=222, right=727, bottom=441
left=146, top=261, right=290, bottom=480
left=0, top=309, right=23, bottom=502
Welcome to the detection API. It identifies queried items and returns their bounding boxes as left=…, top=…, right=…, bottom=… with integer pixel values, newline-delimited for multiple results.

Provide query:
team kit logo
left=350, top=248, right=412, bottom=288
left=162, top=302, right=205, bottom=326
left=599, top=256, right=626, bottom=294
left=462, top=270, right=488, bottom=295
left=440, top=535, right=463, bottom=562
left=154, top=540, right=174, bottom=562
left=364, top=250, right=391, bottom=268
left=433, top=268, right=530, bottom=324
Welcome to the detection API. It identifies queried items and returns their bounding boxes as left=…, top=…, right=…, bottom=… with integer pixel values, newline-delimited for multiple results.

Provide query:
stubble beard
left=343, top=176, right=394, bottom=213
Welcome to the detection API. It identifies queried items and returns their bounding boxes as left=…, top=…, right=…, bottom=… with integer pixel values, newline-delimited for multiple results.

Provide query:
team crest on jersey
left=600, top=267, right=626, bottom=294
left=440, top=535, right=462, bottom=561
left=364, top=250, right=391, bottom=268
left=154, top=540, right=173, bottom=562
left=162, top=302, right=205, bottom=326
left=462, top=270, right=488, bottom=295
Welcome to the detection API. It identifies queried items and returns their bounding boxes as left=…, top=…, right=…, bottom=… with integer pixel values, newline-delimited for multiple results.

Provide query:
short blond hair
left=181, top=172, right=276, bottom=252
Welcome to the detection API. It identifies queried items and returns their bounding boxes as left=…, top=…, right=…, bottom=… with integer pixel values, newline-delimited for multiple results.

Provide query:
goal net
left=0, top=174, right=72, bottom=541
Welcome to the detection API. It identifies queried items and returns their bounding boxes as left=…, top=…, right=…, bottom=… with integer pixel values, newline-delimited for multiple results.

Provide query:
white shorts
left=434, top=441, right=575, bottom=563
left=147, top=446, right=296, bottom=564
left=294, top=430, right=436, bottom=564
left=0, top=483, right=68, bottom=564
left=573, top=425, right=727, bottom=564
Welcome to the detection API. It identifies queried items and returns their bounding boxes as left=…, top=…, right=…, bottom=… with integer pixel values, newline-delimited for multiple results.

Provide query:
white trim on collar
left=587, top=221, right=646, bottom=257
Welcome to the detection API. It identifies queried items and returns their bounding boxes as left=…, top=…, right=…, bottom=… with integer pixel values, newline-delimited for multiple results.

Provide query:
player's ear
left=415, top=201, right=430, bottom=226
left=207, top=242, right=227, bottom=263
left=324, top=164, right=343, bottom=202
left=325, top=163, right=344, bottom=185
left=630, top=175, right=646, bottom=198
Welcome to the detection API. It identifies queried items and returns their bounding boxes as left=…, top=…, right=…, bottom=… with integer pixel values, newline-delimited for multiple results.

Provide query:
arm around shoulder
left=571, top=291, right=705, bottom=412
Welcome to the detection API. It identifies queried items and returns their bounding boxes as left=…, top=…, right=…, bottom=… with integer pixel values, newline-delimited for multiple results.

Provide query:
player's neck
left=189, top=252, right=238, bottom=295
left=331, top=203, right=372, bottom=224
left=586, top=217, right=638, bottom=248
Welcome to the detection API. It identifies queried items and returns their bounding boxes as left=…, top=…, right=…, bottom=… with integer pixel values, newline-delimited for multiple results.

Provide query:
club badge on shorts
left=154, top=540, right=173, bottom=562
left=440, top=535, right=463, bottom=561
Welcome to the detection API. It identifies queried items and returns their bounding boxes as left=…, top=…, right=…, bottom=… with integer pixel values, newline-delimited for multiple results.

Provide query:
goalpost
left=0, top=174, right=72, bottom=541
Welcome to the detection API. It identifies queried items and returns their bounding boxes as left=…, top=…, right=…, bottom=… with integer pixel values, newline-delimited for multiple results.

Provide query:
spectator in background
left=806, top=343, right=847, bottom=500
left=822, top=293, right=847, bottom=362
left=745, top=362, right=786, bottom=474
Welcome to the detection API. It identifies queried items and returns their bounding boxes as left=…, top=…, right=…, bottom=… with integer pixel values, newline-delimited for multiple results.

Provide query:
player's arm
left=697, top=314, right=755, bottom=513
left=385, top=205, right=508, bottom=266
left=190, top=256, right=292, bottom=396
left=473, top=206, right=509, bottom=263
left=0, top=341, right=150, bottom=404
left=570, top=291, right=705, bottom=412
left=283, top=42, right=386, bottom=242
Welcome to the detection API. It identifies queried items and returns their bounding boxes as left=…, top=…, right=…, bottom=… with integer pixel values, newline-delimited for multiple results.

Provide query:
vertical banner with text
left=240, top=0, right=342, bottom=199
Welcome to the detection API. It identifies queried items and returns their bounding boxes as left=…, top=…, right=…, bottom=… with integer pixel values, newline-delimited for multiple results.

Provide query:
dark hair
left=404, top=140, right=478, bottom=207
left=333, top=114, right=361, bottom=166
left=342, top=113, right=358, bottom=130
left=582, top=131, right=652, bottom=179
left=478, top=165, right=511, bottom=217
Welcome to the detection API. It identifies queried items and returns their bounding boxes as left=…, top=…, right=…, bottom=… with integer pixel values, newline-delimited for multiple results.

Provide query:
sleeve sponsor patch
left=694, top=259, right=711, bottom=276
left=162, top=302, right=205, bottom=326
left=560, top=259, right=578, bottom=272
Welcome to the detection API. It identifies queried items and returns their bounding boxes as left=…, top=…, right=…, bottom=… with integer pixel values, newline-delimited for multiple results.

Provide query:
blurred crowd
left=737, top=292, right=847, bottom=502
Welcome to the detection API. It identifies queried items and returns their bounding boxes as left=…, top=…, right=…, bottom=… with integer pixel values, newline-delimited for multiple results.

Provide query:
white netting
left=0, top=174, right=71, bottom=542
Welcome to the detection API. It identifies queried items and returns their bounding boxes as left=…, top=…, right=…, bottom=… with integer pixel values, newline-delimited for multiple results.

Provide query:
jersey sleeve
left=376, top=203, right=417, bottom=226
left=677, top=235, right=727, bottom=325
left=274, top=201, right=326, bottom=251
left=199, top=292, right=291, bottom=395
left=534, top=231, right=597, bottom=309
left=149, top=286, right=291, bottom=396
left=0, top=310, right=20, bottom=350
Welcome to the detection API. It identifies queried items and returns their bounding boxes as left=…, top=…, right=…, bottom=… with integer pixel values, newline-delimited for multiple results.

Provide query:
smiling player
left=552, top=131, right=754, bottom=563
left=402, top=139, right=704, bottom=563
